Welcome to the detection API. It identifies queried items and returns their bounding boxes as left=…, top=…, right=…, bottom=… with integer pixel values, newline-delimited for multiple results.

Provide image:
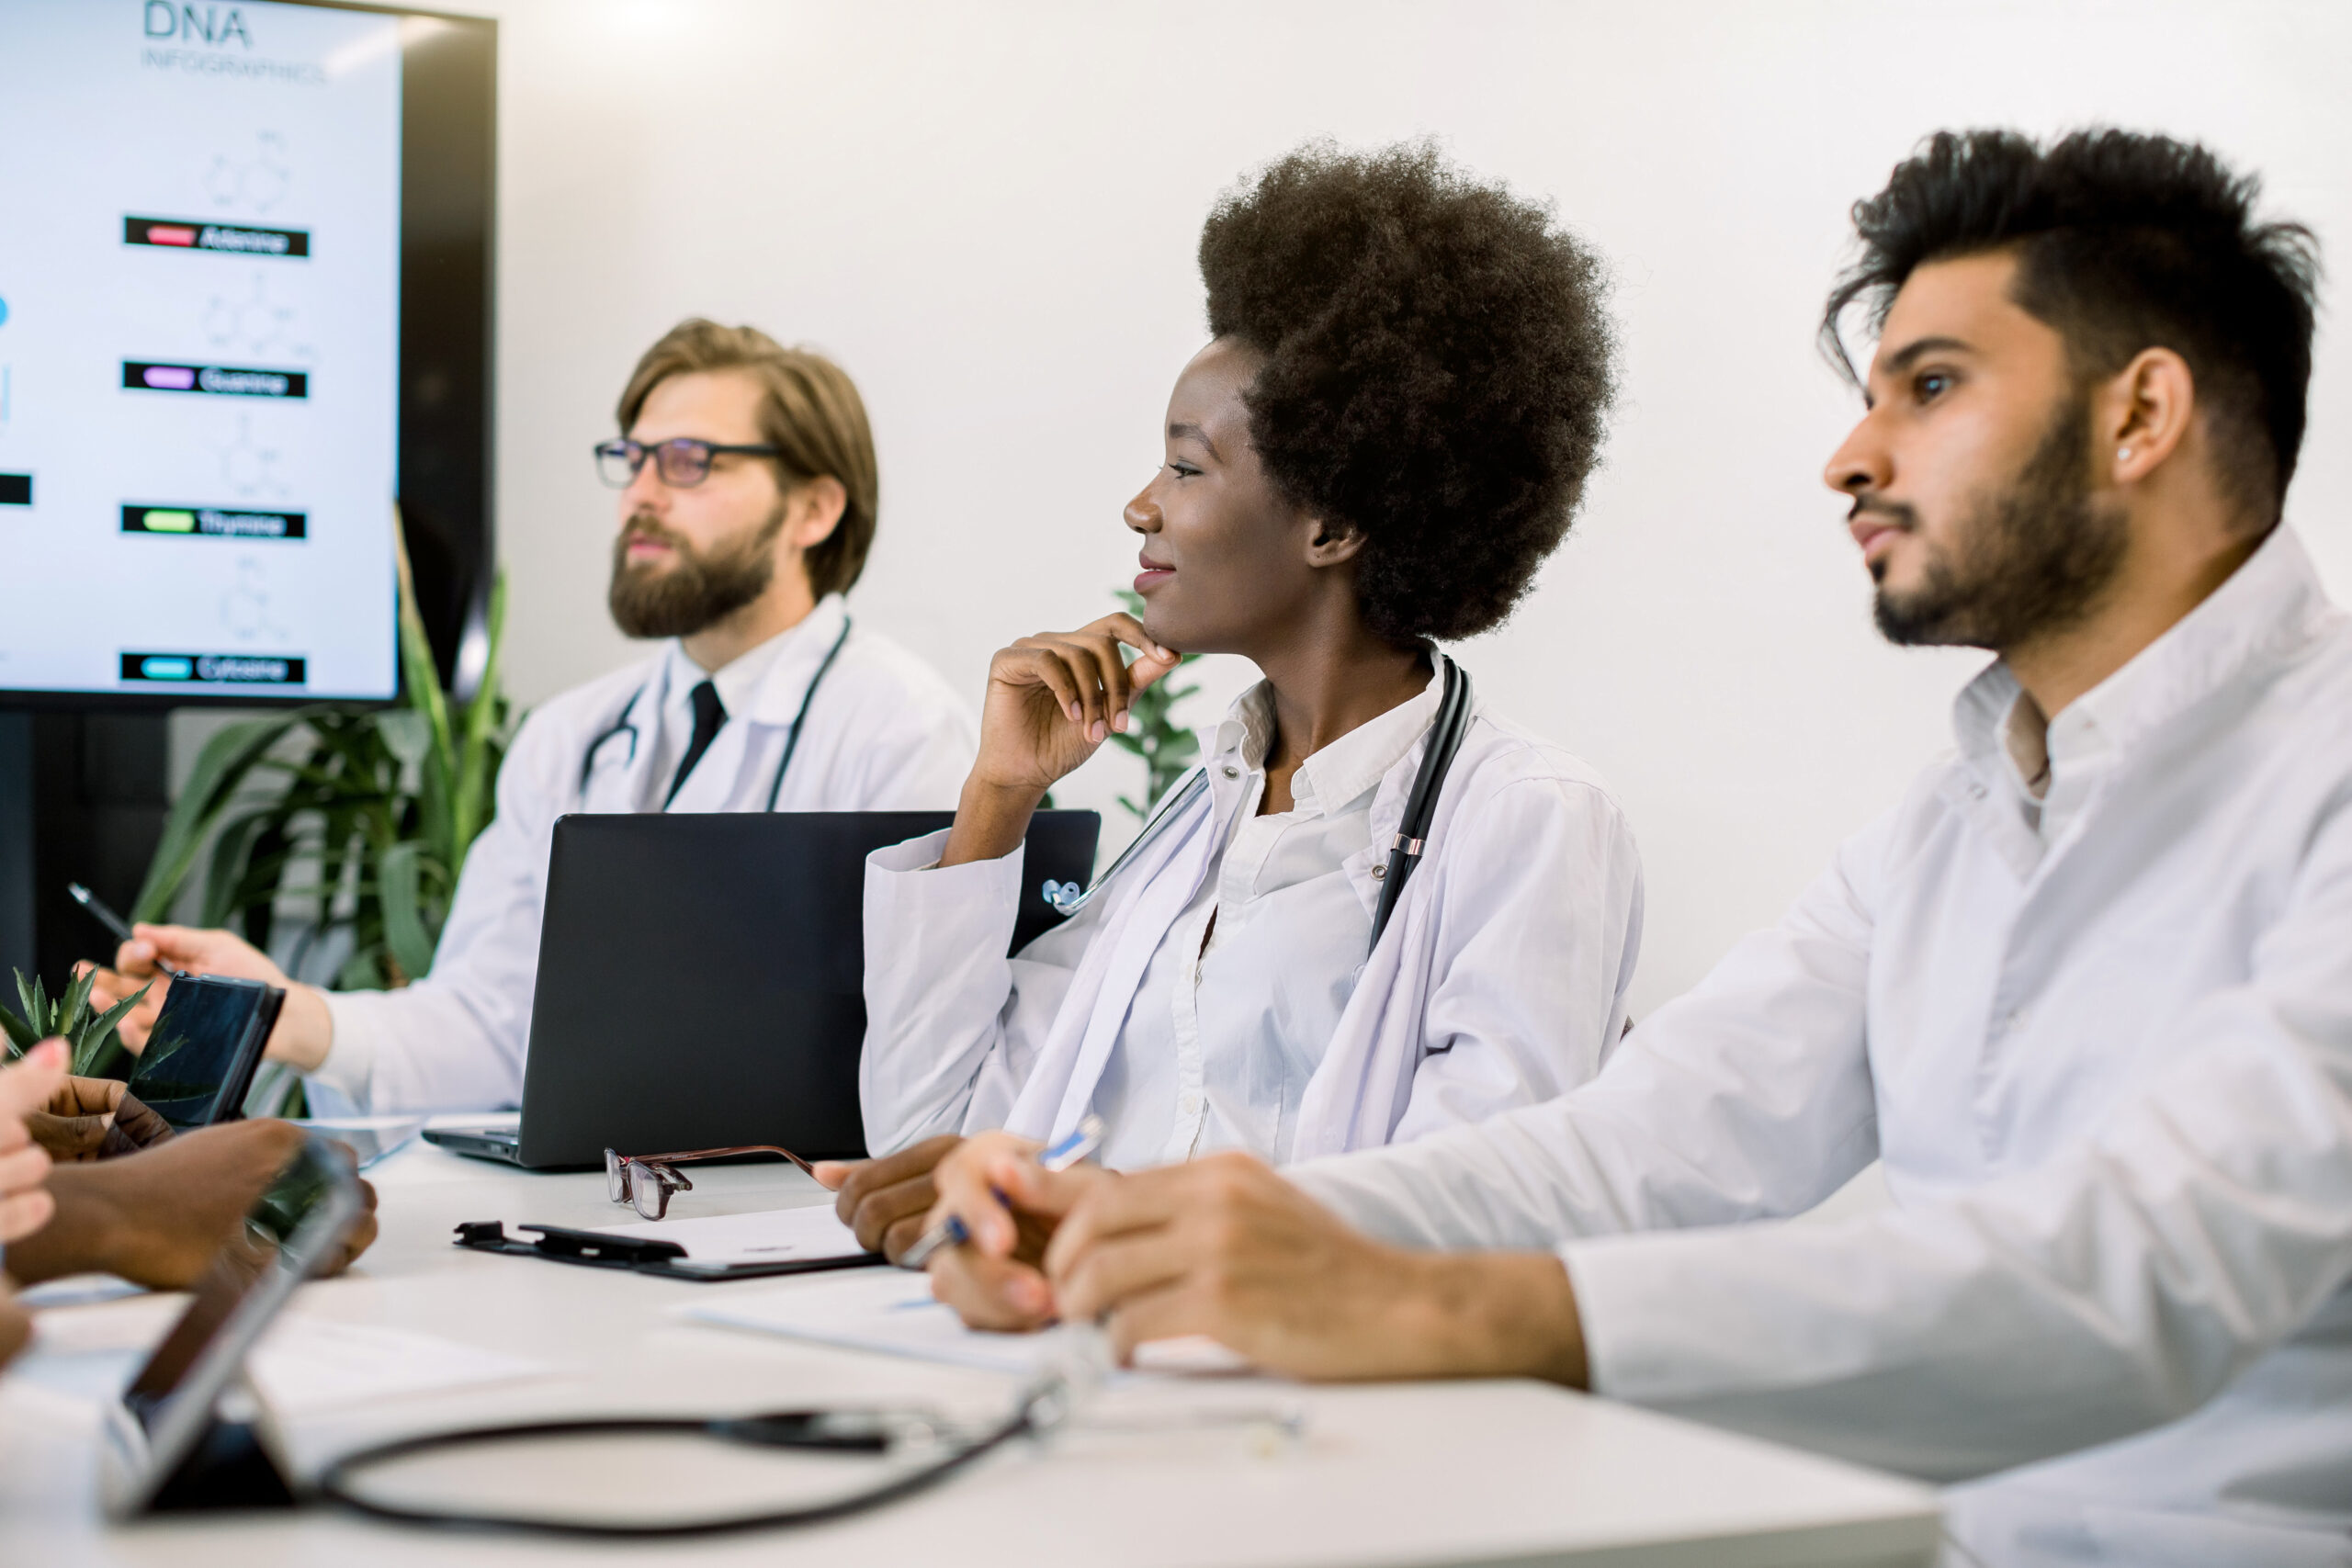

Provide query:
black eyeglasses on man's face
left=594, top=436, right=780, bottom=490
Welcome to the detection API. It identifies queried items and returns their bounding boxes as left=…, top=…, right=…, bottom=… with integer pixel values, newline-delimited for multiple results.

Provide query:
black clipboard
left=454, top=1221, right=886, bottom=1282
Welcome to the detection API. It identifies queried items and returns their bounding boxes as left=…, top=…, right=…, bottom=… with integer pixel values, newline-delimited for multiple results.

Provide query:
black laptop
left=424, top=810, right=1099, bottom=1169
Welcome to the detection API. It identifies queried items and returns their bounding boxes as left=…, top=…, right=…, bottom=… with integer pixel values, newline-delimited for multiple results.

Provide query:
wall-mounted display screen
left=0, top=0, right=493, bottom=705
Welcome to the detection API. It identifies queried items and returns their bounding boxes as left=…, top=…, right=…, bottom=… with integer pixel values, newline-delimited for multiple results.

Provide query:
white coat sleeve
left=1386, top=776, right=1645, bottom=1140
left=1550, top=795, right=2352, bottom=1482
left=1291, top=810, right=1888, bottom=1249
left=309, top=706, right=570, bottom=1113
left=858, top=830, right=1101, bottom=1154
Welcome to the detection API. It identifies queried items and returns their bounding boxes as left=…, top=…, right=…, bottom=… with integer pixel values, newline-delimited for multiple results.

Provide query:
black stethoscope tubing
left=575, top=615, right=854, bottom=809
left=314, top=1380, right=1061, bottom=1539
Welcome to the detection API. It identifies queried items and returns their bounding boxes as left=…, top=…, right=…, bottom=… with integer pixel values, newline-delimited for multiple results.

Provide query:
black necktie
left=664, top=679, right=727, bottom=807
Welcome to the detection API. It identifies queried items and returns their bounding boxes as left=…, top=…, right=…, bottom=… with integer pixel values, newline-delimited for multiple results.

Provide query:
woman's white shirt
left=1094, top=679, right=1437, bottom=1170
left=860, top=675, right=1645, bottom=1166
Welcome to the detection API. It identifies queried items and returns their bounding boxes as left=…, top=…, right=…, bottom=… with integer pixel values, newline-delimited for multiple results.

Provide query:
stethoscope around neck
left=577, top=615, right=855, bottom=812
left=1044, top=653, right=1474, bottom=955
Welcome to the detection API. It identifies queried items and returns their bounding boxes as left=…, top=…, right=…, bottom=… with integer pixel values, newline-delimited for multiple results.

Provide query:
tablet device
left=125, top=975, right=285, bottom=1131
left=97, top=1133, right=366, bottom=1519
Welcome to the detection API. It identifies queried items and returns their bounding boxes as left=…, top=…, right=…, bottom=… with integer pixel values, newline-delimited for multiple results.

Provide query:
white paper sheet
left=594, top=1203, right=874, bottom=1272
left=291, top=1114, right=427, bottom=1168
left=680, top=1269, right=1250, bottom=1376
left=682, top=1268, right=1071, bottom=1373
left=246, top=1317, right=555, bottom=1418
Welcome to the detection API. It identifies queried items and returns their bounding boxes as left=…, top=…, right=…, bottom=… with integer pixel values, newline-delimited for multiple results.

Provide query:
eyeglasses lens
left=594, top=441, right=641, bottom=489
left=605, top=1148, right=629, bottom=1202
left=651, top=440, right=712, bottom=489
left=632, top=1172, right=673, bottom=1221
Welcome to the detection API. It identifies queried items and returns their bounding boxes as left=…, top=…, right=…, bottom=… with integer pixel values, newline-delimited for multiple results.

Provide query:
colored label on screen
left=0, top=474, right=29, bottom=506
left=123, top=215, right=310, bottom=258
left=120, top=651, right=307, bottom=685
left=122, top=362, right=307, bottom=399
left=121, top=503, right=305, bottom=539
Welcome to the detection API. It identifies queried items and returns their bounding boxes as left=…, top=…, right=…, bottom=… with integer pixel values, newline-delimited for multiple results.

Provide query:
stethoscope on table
left=1044, top=654, right=1474, bottom=953
left=576, top=615, right=854, bottom=810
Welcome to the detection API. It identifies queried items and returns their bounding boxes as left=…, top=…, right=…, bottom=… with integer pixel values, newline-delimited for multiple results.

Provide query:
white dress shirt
left=861, top=669, right=1645, bottom=1166
left=1292, top=526, right=2352, bottom=1566
left=312, top=595, right=978, bottom=1112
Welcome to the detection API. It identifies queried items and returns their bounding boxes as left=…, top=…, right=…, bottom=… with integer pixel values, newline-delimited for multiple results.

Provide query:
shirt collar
left=660, top=594, right=851, bottom=728
left=1208, top=664, right=1444, bottom=818
left=1951, top=524, right=2335, bottom=788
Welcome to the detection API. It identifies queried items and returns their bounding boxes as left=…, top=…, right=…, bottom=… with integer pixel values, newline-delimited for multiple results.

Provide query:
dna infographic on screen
left=0, top=0, right=401, bottom=700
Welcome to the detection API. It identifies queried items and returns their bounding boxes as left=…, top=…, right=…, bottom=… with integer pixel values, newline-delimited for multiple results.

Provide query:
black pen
left=66, top=883, right=187, bottom=979
left=67, top=883, right=136, bottom=945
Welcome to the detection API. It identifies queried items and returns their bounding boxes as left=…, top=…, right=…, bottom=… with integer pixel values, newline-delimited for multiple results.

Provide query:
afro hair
left=1200, top=141, right=1615, bottom=644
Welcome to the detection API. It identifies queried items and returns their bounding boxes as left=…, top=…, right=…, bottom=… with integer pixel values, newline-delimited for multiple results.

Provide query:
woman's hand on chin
left=945, top=614, right=1182, bottom=865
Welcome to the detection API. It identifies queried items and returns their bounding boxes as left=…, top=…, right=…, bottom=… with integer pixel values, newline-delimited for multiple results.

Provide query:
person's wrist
left=270, top=984, right=335, bottom=1073
left=10, top=1164, right=129, bottom=1283
left=960, top=772, right=1048, bottom=818
left=942, top=774, right=1048, bottom=868
left=1392, top=1249, right=1590, bottom=1387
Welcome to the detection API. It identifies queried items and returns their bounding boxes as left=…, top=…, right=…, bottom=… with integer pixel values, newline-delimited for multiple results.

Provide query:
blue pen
left=898, top=1114, right=1105, bottom=1270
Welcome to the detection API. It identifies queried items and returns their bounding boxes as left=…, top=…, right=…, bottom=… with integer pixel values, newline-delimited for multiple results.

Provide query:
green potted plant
left=0, top=967, right=152, bottom=1077
left=130, top=520, right=514, bottom=994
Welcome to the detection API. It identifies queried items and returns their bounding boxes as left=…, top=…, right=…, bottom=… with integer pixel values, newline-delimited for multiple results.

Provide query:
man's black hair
left=1823, top=129, right=2321, bottom=525
left=1201, top=141, right=1614, bottom=644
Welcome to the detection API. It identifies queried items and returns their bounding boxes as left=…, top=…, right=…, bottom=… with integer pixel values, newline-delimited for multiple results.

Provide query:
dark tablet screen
left=126, top=977, right=274, bottom=1131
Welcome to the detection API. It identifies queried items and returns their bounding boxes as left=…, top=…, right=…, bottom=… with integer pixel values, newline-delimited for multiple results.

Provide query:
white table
left=0, top=1131, right=1941, bottom=1566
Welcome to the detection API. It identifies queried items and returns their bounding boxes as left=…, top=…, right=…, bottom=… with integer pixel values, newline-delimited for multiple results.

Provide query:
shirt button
left=1221, top=764, right=1239, bottom=780
left=2005, top=1008, right=2029, bottom=1032
left=1180, top=1095, right=1201, bottom=1116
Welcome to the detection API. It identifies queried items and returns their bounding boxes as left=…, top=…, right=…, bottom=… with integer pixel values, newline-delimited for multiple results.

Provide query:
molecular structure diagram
left=206, top=131, right=292, bottom=215
left=215, top=414, right=287, bottom=501
left=204, top=273, right=309, bottom=361
left=220, top=558, right=287, bottom=643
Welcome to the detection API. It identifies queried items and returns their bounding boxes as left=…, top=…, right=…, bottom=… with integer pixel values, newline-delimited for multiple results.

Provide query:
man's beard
left=607, top=502, right=787, bottom=639
left=1871, top=392, right=2128, bottom=651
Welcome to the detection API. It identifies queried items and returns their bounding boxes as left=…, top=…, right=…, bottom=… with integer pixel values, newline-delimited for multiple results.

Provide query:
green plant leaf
left=59, top=964, right=96, bottom=1034
left=131, top=713, right=310, bottom=922
left=14, top=970, right=42, bottom=1036
left=0, top=1001, right=38, bottom=1054
left=377, top=839, right=440, bottom=984
left=200, top=807, right=288, bottom=929
left=376, top=708, right=433, bottom=770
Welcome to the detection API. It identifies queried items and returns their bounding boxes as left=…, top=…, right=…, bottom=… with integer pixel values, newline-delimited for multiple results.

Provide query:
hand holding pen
left=899, top=1114, right=1105, bottom=1268
left=906, top=1118, right=1114, bottom=1332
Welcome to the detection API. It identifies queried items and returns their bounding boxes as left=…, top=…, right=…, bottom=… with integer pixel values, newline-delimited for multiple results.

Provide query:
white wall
left=446, top=0, right=2350, bottom=1017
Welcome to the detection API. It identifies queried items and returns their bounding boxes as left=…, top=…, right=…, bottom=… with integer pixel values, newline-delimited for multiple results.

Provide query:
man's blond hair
left=616, top=319, right=878, bottom=597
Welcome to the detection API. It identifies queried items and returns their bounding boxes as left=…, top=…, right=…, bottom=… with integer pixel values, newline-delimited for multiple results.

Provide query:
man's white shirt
left=311, top=595, right=978, bottom=1112
left=1293, top=526, right=2352, bottom=1565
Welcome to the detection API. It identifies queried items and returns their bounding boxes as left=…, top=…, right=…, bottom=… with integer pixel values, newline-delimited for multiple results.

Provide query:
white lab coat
left=860, top=688, right=1646, bottom=1162
left=1292, top=526, right=2352, bottom=1566
left=314, top=595, right=977, bottom=1112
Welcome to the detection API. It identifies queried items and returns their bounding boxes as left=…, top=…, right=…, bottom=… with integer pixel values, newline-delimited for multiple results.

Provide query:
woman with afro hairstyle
left=822, top=142, right=1645, bottom=1258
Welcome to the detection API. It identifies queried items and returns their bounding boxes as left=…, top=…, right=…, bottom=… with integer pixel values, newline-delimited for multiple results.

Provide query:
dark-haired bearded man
left=921, top=130, right=2352, bottom=1564
left=87, top=321, right=975, bottom=1113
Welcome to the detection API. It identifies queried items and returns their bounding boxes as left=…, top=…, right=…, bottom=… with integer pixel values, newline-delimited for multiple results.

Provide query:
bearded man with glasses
left=86, top=320, right=977, bottom=1115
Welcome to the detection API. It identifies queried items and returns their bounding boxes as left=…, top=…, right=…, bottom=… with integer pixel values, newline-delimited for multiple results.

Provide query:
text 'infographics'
left=0, top=1, right=401, bottom=698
